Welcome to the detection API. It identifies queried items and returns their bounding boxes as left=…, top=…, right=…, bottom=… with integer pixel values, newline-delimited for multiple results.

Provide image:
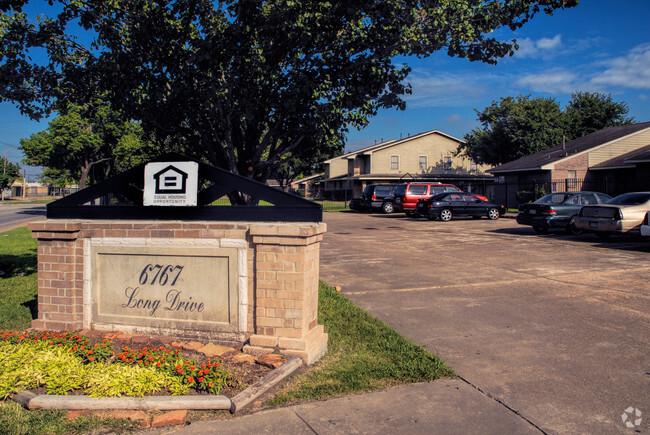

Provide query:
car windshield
left=534, top=193, right=575, bottom=204
left=607, top=192, right=650, bottom=205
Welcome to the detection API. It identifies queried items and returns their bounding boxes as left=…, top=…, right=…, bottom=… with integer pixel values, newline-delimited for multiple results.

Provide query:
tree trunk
left=78, top=163, right=91, bottom=190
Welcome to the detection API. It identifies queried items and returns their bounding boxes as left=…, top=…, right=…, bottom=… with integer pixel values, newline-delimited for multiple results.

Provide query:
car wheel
left=487, top=207, right=500, bottom=220
left=566, top=216, right=583, bottom=235
left=382, top=202, right=394, bottom=214
left=532, top=226, right=548, bottom=234
left=595, top=232, right=611, bottom=240
left=439, top=208, right=453, bottom=221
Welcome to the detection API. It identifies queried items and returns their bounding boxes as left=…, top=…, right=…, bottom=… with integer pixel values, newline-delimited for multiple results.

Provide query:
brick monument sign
left=29, top=154, right=328, bottom=364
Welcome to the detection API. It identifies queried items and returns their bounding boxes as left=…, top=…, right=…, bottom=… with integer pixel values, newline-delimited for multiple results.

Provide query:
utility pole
left=22, top=169, right=26, bottom=198
left=1, top=151, right=6, bottom=202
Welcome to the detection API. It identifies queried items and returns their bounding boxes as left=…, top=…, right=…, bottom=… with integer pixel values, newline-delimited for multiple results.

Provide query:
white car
left=641, top=212, right=650, bottom=237
left=575, top=192, right=650, bottom=239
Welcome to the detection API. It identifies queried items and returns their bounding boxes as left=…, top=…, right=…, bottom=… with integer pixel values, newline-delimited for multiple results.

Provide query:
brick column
left=246, top=223, right=328, bottom=364
left=29, top=222, right=84, bottom=331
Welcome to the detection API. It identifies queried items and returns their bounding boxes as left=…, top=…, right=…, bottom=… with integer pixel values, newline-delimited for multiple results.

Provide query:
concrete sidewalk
left=160, top=380, right=538, bottom=434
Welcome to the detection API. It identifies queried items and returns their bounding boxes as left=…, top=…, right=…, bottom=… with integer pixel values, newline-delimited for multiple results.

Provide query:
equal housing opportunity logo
left=143, top=161, right=198, bottom=206
left=621, top=406, right=642, bottom=429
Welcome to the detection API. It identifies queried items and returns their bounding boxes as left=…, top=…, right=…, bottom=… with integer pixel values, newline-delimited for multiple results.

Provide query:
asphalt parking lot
left=319, top=212, right=649, bottom=434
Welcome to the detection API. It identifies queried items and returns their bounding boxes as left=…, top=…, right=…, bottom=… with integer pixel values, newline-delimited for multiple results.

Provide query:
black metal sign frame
left=47, top=153, right=322, bottom=222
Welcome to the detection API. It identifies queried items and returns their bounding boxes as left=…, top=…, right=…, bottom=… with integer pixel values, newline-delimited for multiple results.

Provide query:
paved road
left=0, top=203, right=46, bottom=232
left=319, top=212, right=649, bottom=434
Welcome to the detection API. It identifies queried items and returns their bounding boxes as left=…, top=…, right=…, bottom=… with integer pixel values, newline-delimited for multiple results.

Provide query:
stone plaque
left=90, top=245, right=239, bottom=332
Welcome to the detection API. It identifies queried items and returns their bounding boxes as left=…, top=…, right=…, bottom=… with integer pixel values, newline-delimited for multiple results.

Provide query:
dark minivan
left=361, top=184, right=398, bottom=213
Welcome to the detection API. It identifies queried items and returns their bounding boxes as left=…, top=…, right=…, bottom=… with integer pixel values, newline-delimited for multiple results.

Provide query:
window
left=390, top=155, right=399, bottom=170
left=408, top=185, right=428, bottom=195
left=581, top=194, right=597, bottom=205
left=419, top=156, right=427, bottom=171
left=443, top=156, right=452, bottom=170
left=463, top=194, right=478, bottom=202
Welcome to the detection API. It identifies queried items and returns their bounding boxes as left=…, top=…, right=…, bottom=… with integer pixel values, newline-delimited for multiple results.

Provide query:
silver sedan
left=575, top=192, right=650, bottom=239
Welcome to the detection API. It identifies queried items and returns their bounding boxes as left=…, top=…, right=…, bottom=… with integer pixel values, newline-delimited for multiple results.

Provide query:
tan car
left=575, top=192, right=650, bottom=239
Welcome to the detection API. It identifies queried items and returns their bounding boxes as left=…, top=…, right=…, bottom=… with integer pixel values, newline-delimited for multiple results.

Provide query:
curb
left=11, top=357, right=303, bottom=415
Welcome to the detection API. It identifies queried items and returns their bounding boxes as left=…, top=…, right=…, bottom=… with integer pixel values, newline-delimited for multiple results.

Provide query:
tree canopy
left=19, top=100, right=158, bottom=189
left=0, top=157, right=20, bottom=193
left=1, top=0, right=578, bottom=186
left=456, top=92, right=634, bottom=166
left=564, top=92, right=634, bottom=139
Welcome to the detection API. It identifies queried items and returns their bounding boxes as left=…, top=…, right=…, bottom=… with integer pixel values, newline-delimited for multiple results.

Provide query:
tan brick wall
left=552, top=153, right=589, bottom=180
left=29, top=220, right=328, bottom=362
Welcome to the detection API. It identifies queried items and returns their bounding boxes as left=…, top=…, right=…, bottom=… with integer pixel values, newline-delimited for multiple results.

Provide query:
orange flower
left=187, top=376, right=194, bottom=383
left=198, top=377, right=204, bottom=383
left=88, top=356, right=95, bottom=361
left=178, top=368, right=184, bottom=374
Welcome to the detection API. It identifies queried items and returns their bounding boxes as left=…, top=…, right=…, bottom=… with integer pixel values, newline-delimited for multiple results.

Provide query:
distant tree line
left=456, top=92, right=634, bottom=166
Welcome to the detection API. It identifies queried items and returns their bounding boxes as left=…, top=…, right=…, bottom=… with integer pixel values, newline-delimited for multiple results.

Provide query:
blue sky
left=1, top=0, right=649, bottom=176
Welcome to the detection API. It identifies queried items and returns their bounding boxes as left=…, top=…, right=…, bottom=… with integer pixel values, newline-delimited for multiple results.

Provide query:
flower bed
left=0, top=331, right=271, bottom=399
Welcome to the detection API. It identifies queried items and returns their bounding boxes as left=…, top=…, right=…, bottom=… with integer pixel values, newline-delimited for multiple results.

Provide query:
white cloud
left=513, top=35, right=563, bottom=59
left=512, top=43, right=650, bottom=95
left=515, top=69, right=577, bottom=94
left=589, top=43, right=650, bottom=90
left=404, top=71, right=490, bottom=107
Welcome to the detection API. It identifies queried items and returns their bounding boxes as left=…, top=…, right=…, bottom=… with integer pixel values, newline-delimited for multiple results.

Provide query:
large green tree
left=0, top=157, right=20, bottom=193
left=564, top=92, right=634, bottom=139
left=1, top=0, right=578, bottom=191
left=19, top=101, right=158, bottom=189
left=457, top=92, right=634, bottom=166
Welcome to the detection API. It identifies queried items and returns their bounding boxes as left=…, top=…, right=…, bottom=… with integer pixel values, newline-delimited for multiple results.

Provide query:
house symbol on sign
left=153, top=165, right=189, bottom=194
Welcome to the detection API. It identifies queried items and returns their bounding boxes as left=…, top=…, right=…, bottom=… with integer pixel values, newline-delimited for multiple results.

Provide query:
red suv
left=393, top=183, right=462, bottom=217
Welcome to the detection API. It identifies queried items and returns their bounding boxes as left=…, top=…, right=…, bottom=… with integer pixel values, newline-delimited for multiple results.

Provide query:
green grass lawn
left=268, top=282, right=454, bottom=405
left=0, top=227, right=38, bottom=331
left=1, top=198, right=58, bottom=205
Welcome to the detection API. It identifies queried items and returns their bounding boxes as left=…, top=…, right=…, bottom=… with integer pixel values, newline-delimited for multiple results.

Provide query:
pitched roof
left=488, top=121, right=650, bottom=174
left=324, top=129, right=463, bottom=163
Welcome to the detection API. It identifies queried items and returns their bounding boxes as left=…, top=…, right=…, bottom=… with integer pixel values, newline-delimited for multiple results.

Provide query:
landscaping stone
left=255, top=353, right=286, bottom=369
left=172, top=341, right=204, bottom=351
left=148, top=336, right=177, bottom=346
left=65, top=410, right=94, bottom=420
left=199, top=343, right=237, bottom=357
left=129, top=335, right=150, bottom=345
left=232, top=353, right=257, bottom=364
left=151, top=410, right=188, bottom=427
left=104, top=410, right=151, bottom=428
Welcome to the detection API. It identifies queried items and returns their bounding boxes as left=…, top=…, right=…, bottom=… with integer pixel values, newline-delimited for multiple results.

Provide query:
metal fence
left=491, top=176, right=650, bottom=209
